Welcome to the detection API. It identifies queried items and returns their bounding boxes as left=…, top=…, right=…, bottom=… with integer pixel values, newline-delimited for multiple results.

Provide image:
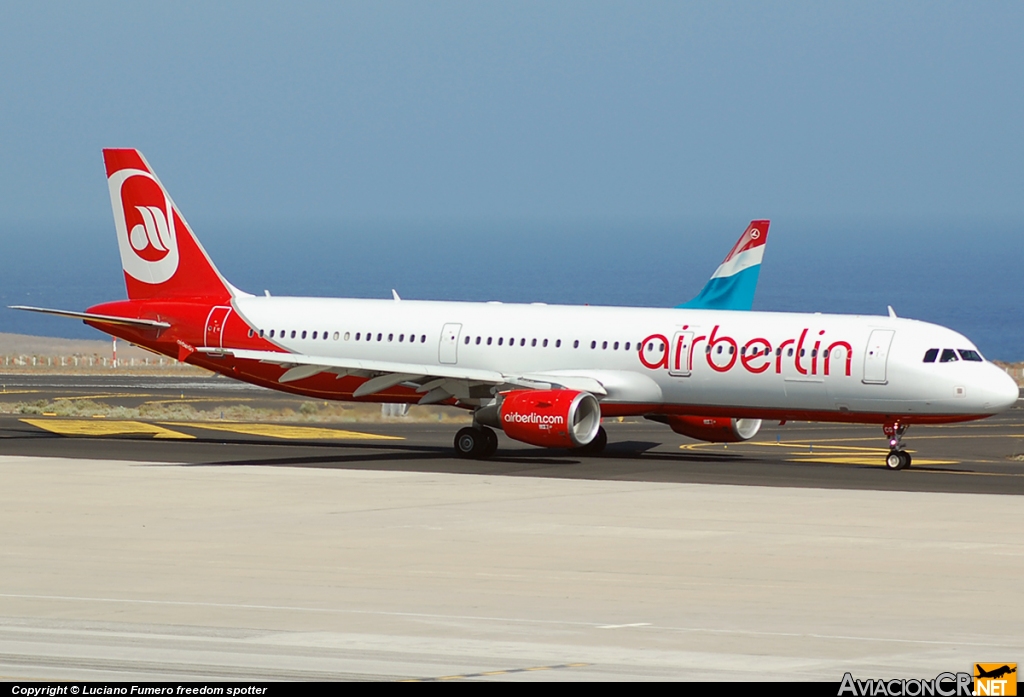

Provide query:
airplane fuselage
left=87, top=295, right=1019, bottom=425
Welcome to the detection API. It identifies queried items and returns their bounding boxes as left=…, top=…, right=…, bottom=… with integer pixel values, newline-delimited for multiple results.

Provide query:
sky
left=1, top=2, right=1022, bottom=354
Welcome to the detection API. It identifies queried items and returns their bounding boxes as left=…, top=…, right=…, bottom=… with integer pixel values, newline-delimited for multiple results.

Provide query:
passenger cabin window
left=958, top=349, right=983, bottom=362
left=940, top=349, right=959, bottom=363
left=923, top=349, right=939, bottom=363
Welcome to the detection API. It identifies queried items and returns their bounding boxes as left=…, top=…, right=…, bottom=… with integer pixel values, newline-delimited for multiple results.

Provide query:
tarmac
left=0, top=375, right=1022, bottom=681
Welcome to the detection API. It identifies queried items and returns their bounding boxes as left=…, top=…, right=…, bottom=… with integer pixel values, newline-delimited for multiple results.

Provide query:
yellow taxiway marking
left=161, top=422, right=403, bottom=440
left=681, top=440, right=958, bottom=466
left=785, top=455, right=958, bottom=466
left=0, top=389, right=41, bottom=395
left=21, top=418, right=193, bottom=439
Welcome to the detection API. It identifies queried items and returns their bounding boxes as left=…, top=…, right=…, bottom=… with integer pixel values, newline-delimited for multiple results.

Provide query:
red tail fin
left=104, top=149, right=234, bottom=302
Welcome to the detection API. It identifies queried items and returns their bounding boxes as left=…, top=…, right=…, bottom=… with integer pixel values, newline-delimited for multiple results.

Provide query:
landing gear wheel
left=454, top=427, right=498, bottom=459
left=573, top=425, right=607, bottom=455
left=454, top=427, right=484, bottom=459
left=886, top=450, right=911, bottom=470
left=882, top=422, right=911, bottom=471
left=480, top=427, right=499, bottom=458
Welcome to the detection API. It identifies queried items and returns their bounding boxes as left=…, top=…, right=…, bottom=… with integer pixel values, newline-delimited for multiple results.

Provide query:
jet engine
left=497, top=389, right=601, bottom=448
left=653, top=415, right=762, bottom=443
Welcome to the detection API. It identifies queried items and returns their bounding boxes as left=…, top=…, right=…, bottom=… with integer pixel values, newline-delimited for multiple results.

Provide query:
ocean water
left=2, top=219, right=1022, bottom=360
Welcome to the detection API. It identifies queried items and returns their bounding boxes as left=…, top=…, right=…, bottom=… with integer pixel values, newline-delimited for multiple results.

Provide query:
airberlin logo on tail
left=108, top=168, right=179, bottom=284
left=130, top=205, right=172, bottom=257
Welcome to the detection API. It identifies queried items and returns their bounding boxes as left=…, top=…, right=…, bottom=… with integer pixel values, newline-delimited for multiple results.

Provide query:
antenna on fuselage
left=888, top=305, right=897, bottom=318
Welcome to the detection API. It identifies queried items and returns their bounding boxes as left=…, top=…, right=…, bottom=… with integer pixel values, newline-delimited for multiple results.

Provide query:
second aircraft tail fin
left=677, top=220, right=769, bottom=311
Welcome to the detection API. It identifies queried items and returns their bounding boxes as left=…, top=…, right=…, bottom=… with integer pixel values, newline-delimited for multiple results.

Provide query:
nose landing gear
left=883, top=422, right=912, bottom=470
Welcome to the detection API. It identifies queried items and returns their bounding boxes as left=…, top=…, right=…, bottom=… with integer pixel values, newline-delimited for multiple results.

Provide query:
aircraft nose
left=985, top=367, right=1020, bottom=412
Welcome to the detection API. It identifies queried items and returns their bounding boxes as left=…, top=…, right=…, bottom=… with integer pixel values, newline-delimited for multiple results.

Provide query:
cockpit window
left=940, top=349, right=959, bottom=363
left=923, top=349, right=938, bottom=363
left=957, top=349, right=983, bottom=362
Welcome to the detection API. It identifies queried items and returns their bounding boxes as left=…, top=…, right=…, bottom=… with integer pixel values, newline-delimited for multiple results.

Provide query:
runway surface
left=0, top=375, right=1022, bottom=680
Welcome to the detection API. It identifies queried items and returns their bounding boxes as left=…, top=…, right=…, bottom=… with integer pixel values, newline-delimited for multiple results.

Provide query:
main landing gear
left=452, top=425, right=609, bottom=459
left=883, top=421, right=912, bottom=470
left=454, top=426, right=498, bottom=459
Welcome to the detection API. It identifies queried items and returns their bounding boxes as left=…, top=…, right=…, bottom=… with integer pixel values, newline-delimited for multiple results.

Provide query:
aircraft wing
left=200, top=347, right=609, bottom=403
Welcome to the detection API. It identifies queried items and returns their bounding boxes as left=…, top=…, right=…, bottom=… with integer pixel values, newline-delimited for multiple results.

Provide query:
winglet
left=677, top=220, right=769, bottom=311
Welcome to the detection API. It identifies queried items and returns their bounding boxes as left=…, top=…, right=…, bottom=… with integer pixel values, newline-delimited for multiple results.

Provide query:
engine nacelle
left=664, top=415, right=762, bottom=443
left=499, top=390, right=601, bottom=448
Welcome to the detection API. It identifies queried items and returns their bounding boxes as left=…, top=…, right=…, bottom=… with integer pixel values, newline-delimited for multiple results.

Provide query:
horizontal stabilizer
left=8, top=305, right=171, bottom=329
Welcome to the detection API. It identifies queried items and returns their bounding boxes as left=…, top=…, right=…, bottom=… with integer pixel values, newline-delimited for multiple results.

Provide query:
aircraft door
left=669, top=331, right=694, bottom=377
left=204, top=306, right=232, bottom=348
left=863, top=329, right=895, bottom=384
left=439, top=323, right=462, bottom=364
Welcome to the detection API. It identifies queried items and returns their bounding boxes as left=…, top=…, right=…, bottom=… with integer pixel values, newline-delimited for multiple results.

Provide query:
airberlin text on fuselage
left=639, top=325, right=854, bottom=377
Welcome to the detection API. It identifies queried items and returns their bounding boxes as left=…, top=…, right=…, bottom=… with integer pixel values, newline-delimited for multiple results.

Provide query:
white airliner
left=12, top=149, right=1019, bottom=469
